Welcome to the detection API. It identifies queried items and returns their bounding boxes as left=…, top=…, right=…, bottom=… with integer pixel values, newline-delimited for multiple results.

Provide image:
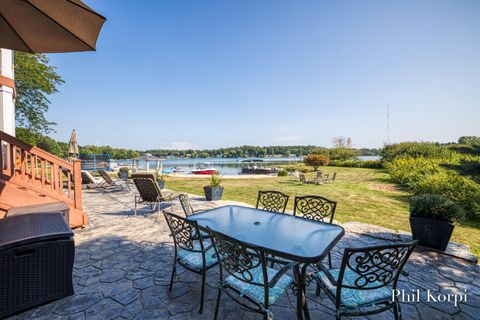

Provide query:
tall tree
left=14, top=52, right=64, bottom=134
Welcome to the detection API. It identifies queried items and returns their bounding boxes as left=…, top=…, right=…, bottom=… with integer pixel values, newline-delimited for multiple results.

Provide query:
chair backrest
left=179, top=194, right=195, bottom=216
left=256, top=191, right=289, bottom=213
left=163, top=211, right=205, bottom=253
left=81, top=170, right=96, bottom=184
left=331, top=172, right=337, bottom=181
left=316, top=171, right=323, bottom=179
left=335, top=241, right=418, bottom=305
left=98, top=170, right=115, bottom=185
left=293, top=195, right=337, bottom=223
left=299, top=173, right=306, bottom=183
left=133, top=176, right=162, bottom=202
left=131, top=172, right=157, bottom=182
left=208, top=227, right=269, bottom=303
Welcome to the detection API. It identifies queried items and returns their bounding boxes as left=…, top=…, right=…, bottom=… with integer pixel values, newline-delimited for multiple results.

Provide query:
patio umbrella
left=0, top=0, right=106, bottom=53
left=68, top=129, right=79, bottom=159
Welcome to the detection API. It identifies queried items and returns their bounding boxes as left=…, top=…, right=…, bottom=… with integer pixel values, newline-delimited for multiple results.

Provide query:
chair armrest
left=269, top=261, right=299, bottom=287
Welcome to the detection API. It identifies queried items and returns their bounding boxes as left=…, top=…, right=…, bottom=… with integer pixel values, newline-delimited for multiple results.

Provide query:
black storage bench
left=0, top=212, right=75, bottom=318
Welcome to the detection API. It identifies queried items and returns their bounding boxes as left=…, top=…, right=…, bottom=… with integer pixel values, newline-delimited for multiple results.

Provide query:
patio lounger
left=132, top=175, right=182, bottom=214
left=97, top=169, right=127, bottom=190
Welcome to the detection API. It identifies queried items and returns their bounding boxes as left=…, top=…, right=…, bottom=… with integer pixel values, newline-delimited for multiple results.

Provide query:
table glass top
left=187, top=205, right=344, bottom=262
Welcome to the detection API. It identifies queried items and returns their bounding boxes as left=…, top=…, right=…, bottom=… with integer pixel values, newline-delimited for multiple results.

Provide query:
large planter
left=118, top=171, right=129, bottom=180
left=410, top=217, right=454, bottom=251
left=158, top=179, right=165, bottom=190
left=204, top=186, right=224, bottom=201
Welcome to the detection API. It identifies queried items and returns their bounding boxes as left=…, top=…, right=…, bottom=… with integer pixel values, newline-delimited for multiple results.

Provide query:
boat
left=240, top=166, right=277, bottom=175
left=191, top=162, right=219, bottom=175
left=240, top=158, right=264, bottom=163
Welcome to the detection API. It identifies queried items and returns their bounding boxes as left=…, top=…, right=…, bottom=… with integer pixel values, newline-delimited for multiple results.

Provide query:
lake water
left=114, top=156, right=381, bottom=176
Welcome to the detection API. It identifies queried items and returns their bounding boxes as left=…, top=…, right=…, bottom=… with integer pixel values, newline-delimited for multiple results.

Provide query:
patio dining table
left=187, top=205, right=345, bottom=320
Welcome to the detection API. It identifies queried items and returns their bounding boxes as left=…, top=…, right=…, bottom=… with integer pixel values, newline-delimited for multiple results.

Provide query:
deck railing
left=0, top=130, right=83, bottom=213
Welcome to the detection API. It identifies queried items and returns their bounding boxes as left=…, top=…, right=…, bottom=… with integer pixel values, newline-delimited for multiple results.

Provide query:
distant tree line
left=16, top=129, right=382, bottom=160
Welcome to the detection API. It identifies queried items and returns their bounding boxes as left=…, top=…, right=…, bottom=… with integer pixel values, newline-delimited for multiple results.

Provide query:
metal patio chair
left=97, top=169, right=127, bottom=190
left=178, top=194, right=199, bottom=217
left=256, top=191, right=289, bottom=213
left=163, top=212, right=218, bottom=314
left=312, top=241, right=418, bottom=320
left=208, top=227, right=298, bottom=320
left=132, top=176, right=181, bottom=214
left=294, top=195, right=337, bottom=268
left=178, top=194, right=209, bottom=238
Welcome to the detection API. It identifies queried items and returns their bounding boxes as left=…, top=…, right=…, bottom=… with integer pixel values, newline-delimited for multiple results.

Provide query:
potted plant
left=203, top=174, right=224, bottom=201
left=118, top=167, right=130, bottom=180
left=155, top=172, right=166, bottom=190
left=409, top=193, right=464, bottom=251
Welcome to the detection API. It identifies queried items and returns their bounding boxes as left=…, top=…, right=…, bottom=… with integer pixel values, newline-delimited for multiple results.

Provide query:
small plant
left=410, top=193, right=464, bottom=223
left=118, top=167, right=130, bottom=179
left=209, top=174, right=222, bottom=187
left=277, top=169, right=288, bottom=177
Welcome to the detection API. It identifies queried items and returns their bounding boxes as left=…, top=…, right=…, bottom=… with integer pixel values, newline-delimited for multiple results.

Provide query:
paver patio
left=11, top=187, right=480, bottom=320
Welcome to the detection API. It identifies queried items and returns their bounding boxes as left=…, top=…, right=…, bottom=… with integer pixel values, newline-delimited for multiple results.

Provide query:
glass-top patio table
left=187, top=205, right=345, bottom=320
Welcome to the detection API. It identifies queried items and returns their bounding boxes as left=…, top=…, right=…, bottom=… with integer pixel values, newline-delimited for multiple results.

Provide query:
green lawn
left=165, top=167, right=480, bottom=258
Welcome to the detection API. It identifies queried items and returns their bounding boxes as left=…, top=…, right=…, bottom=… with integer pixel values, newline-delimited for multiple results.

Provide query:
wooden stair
left=0, top=130, right=87, bottom=227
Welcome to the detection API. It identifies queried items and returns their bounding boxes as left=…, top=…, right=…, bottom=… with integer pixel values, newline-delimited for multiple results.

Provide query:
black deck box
left=0, top=212, right=75, bottom=318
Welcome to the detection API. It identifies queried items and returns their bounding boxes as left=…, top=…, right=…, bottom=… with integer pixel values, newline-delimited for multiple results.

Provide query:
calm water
left=115, top=157, right=302, bottom=175
left=114, top=155, right=381, bottom=175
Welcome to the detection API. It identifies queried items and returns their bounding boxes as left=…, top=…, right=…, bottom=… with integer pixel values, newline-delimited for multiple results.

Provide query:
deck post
left=0, top=49, right=15, bottom=136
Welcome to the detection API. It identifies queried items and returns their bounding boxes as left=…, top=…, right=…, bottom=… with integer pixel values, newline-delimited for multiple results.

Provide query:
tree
left=304, top=153, right=330, bottom=171
left=330, top=136, right=358, bottom=160
left=14, top=52, right=64, bottom=134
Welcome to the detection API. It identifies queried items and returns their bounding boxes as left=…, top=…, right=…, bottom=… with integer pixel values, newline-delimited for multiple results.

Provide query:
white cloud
left=169, top=141, right=195, bottom=150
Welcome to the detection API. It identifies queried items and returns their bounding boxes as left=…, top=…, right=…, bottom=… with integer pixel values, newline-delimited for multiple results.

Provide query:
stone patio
left=10, top=187, right=480, bottom=320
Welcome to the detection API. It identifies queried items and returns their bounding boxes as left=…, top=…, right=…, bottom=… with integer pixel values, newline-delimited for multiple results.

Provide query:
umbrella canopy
left=0, top=0, right=106, bottom=53
left=68, top=129, right=79, bottom=158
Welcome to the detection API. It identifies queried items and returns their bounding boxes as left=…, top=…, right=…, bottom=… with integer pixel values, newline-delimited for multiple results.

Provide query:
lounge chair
left=132, top=175, right=182, bottom=214
left=97, top=169, right=127, bottom=190
left=300, top=173, right=322, bottom=185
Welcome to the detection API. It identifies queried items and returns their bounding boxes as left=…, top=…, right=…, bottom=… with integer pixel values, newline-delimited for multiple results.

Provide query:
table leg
left=294, top=263, right=311, bottom=320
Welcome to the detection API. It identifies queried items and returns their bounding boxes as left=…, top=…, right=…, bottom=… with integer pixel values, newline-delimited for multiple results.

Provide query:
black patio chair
left=97, top=169, right=126, bottom=190
left=312, top=241, right=418, bottom=320
left=132, top=176, right=181, bottom=214
left=294, top=195, right=337, bottom=268
left=256, top=191, right=289, bottom=213
left=207, top=227, right=298, bottom=320
left=178, top=194, right=209, bottom=238
left=178, top=194, right=199, bottom=217
left=163, top=212, right=218, bottom=314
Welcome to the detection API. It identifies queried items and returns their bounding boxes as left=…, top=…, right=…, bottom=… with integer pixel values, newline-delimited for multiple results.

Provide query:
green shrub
left=277, top=169, right=288, bottom=177
left=386, top=155, right=480, bottom=220
left=304, top=153, right=330, bottom=171
left=330, top=159, right=383, bottom=168
left=410, top=194, right=464, bottom=223
left=382, top=142, right=451, bottom=162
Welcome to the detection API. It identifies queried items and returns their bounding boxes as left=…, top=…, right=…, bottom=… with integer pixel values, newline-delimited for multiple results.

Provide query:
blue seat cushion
left=225, top=265, right=293, bottom=306
left=316, top=268, right=392, bottom=308
left=177, top=242, right=218, bottom=271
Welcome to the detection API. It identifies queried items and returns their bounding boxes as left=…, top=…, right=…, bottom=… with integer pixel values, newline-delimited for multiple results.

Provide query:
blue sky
left=46, top=0, right=480, bottom=150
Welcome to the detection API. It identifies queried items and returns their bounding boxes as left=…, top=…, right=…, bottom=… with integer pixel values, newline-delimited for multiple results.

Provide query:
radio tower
left=386, top=102, right=390, bottom=144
